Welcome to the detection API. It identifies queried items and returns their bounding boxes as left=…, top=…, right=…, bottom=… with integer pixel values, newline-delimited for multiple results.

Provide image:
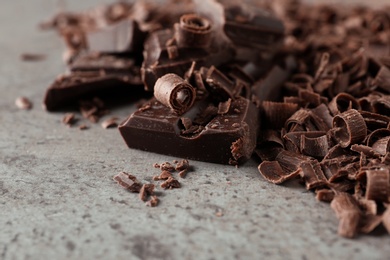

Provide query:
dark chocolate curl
left=175, top=14, right=212, bottom=48
left=258, top=161, right=299, bottom=184
left=328, top=93, right=361, bottom=116
left=365, top=169, right=390, bottom=202
left=332, top=109, right=367, bottom=148
left=154, top=73, right=196, bottom=114
left=330, top=192, right=362, bottom=238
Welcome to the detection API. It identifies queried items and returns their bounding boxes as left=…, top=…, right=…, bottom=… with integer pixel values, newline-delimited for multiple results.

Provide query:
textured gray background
left=1, top=0, right=389, bottom=260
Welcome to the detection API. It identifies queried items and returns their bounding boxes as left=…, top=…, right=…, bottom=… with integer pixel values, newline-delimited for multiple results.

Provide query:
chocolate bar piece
left=43, top=53, right=143, bottom=111
left=119, top=96, right=259, bottom=165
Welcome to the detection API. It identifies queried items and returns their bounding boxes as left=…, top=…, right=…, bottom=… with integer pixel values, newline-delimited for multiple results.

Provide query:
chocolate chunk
left=217, top=99, right=232, bottom=115
left=139, top=184, right=155, bottom=201
left=78, top=124, right=89, bottom=130
left=15, top=97, right=33, bottom=110
left=79, top=98, right=108, bottom=123
left=175, top=159, right=190, bottom=171
left=43, top=53, right=143, bottom=111
left=160, top=177, right=181, bottom=189
left=154, top=73, right=196, bottom=114
left=113, top=172, right=142, bottom=192
left=119, top=96, right=258, bottom=164
left=178, top=169, right=188, bottom=178
left=160, top=162, right=175, bottom=172
left=373, top=66, right=390, bottom=93
left=153, top=170, right=172, bottom=181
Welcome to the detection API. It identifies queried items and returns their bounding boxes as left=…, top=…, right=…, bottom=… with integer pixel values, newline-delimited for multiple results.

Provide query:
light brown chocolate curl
left=154, top=73, right=196, bottom=115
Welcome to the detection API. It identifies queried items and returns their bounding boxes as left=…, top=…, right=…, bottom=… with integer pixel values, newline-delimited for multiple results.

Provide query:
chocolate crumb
left=20, top=53, right=46, bottom=62
left=15, top=97, right=33, bottom=110
left=175, top=159, right=190, bottom=171
left=62, top=113, right=77, bottom=126
left=160, top=162, right=175, bottom=172
left=146, top=195, right=159, bottom=207
left=178, top=169, right=188, bottom=178
left=78, top=124, right=89, bottom=130
left=153, top=170, right=172, bottom=181
left=160, top=177, right=181, bottom=189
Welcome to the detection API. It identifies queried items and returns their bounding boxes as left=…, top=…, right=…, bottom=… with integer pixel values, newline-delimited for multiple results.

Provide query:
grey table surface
left=1, top=0, right=389, bottom=260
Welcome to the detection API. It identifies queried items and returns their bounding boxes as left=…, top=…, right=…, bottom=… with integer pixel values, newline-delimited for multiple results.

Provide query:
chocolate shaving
left=217, top=99, right=232, bottom=115
left=258, top=160, right=299, bottom=184
left=315, top=189, right=335, bottom=202
left=299, top=160, right=327, bottom=190
left=365, top=169, right=390, bottom=202
left=332, top=109, right=367, bottom=148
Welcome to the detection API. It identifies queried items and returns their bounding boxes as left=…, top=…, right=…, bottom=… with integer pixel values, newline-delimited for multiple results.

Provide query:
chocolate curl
left=328, top=93, right=361, bottom=116
left=154, top=73, right=196, bottom=115
left=175, top=14, right=212, bottom=48
left=365, top=169, right=390, bottom=202
left=332, top=109, right=367, bottom=148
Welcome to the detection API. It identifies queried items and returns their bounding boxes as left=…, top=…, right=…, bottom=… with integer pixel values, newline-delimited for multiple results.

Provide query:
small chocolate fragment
left=332, top=109, right=367, bottom=148
left=330, top=192, right=362, bottom=238
left=153, top=170, right=172, bottom=181
left=298, top=160, right=327, bottom=190
left=175, top=159, right=190, bottom=171
left=315, top=189, right=335, bottom=202
left=258, top=160, right=299, bottom=184
left=373, top=66, right=390, bottom=93
left=160, top=177, right=181, bottom=189
left=62, top=113, right=77, bottom=126
left=113, top=172, right=142, bottom=192
left=217, top=99, right=232, bottom=115
left=160, top=162, right=175, bottom=172
left=20, top=53, right=46, bottom=62
left=101, top=117, right=118, bottom=129
left=178, top=169, right=188, bottom=178
left=146, top=195, right=159, bottom=207
left=154, top=73, right=196, bottom=114
left=78, top=124, right=89, bottom=130
left=139, top=184, right=155, bottom=201
left=15, top=97, right=33, bottom=110
left=383, top=208, right=390, bottom=234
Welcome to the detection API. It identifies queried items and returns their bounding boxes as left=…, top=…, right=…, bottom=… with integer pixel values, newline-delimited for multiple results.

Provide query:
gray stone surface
left=0, top=1, right=389, bottom=260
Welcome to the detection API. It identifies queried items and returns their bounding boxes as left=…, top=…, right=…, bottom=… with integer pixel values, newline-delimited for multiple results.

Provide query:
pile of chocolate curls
left=40, top=0, right=390, bottom=238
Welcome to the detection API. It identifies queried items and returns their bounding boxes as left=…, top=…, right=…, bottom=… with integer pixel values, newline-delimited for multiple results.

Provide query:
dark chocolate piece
left=160, top=162, right=176, bottom=172
left=139, top=184, right=155, bottom=201
left=365, top=169, right=390, bottom=202
left=43, top=53, right=143, bottom=111
left=175, top=159, right=190, bottom=171
left=154, top=73, right=196, bottom=114
left=332, top=109, right=367, bottom=148
left=62, top=113, right=77, bottom=126
left=119, top=96, right=258, bottom=165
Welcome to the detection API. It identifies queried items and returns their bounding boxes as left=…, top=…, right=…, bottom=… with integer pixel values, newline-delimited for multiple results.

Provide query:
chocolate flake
left=20, top=53, right=46, bottom=62
left=62, top=113, right=77, bottom=126
left=101, top=117, right=119, bottom=129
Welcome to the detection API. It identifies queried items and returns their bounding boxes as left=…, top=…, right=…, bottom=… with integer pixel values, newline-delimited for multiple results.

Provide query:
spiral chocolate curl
left=154, top=73, right=196, bottom=115
left=175, top=14, right=212, bottom=48
left=332, top=109, right=367, bottom=148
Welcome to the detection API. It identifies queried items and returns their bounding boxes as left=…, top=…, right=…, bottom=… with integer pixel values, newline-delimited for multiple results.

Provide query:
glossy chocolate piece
left=119, top=96, right=259, bottom=165
left=43, top=53, right=143, bottom=111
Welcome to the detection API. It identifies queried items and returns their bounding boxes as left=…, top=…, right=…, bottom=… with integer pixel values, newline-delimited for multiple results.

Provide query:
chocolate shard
left=153, top=170, right=172, bottom=181
left=175, top=159, right=190, bottom=171
left=146, top=195, right=159, bottom=207
left=258, top=160, right=299, bottom=184
left=113, top=172, right=142, bottom=192
left=275, top=150, right=312, bottom=174
left=300, top=134, right=332, bottom=159
left=160, top=162, right=176, bottom=172
left=154, top=73, right=196, bottom=115
left=223, top=4, right=284, bottom=51
left=15, top=97, right=33, bottom=110
left=86, top=19, right=146, bottom=54
left=203, top=66, right=236, bottom=101
left=217, top=99, right=232, bottom=115
left=119, top=96, right=258, bottom=164
left=330, top=192, right=362, bottom=238
left=350, top=144, right=382, bottom=159
left=332, top=109, right=367, bottom=148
